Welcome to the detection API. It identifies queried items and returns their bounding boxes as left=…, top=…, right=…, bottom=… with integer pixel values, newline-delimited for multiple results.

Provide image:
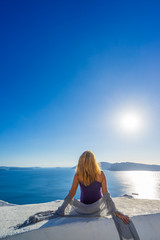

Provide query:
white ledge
left=1, top=197, right=160, bottom=240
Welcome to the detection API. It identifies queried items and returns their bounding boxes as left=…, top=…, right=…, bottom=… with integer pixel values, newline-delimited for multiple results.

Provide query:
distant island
left=73, top=161, right=160, bottom=171
left=1, top=162, right=160, bottom=171
left=0, top=167, right=40, bottom=171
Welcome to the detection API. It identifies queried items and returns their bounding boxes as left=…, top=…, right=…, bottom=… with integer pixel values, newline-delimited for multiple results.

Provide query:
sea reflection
left=105, top=170, right=160, bottom=200
left=125, top=171, right=157, bottom=199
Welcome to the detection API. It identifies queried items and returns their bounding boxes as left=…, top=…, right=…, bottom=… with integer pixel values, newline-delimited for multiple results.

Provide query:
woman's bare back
left=77, top=170, right=103, bottom=184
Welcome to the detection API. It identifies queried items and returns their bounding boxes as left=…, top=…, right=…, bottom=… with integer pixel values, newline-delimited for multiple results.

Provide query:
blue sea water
left=0, top=168, right=160, bottom=205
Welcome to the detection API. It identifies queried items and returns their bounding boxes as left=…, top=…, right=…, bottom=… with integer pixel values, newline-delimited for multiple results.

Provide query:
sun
left=119, top=111, right=143, bottom=134
left=103, top=104, right=149, bottom=137
left=115, top=109, right=144, bottom=135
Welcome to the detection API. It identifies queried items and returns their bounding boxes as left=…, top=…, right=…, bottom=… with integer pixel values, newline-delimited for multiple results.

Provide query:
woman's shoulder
left=76, top=173, right=83, bottom=183
left=100, top=170, right=105, bottom=178
left=96, top=170, right=105, bottom=182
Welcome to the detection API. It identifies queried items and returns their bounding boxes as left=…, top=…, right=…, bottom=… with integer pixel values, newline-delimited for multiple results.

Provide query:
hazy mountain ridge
left=1, top=162, right=160, bottom=171
left=100, top=161, right=160, bottom=171
left=72, top=162, right=160, bottom=171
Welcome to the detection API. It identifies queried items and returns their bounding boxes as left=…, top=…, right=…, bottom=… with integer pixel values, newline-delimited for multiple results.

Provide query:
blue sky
left=0, top=0, right=160, bottom=167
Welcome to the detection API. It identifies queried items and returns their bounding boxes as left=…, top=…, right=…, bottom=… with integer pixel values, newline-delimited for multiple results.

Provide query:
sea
left=0, top=168, right=160, bottom=205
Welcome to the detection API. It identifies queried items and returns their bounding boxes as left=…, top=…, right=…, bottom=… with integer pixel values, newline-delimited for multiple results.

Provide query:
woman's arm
left=54, top=194, right=73, bottom=216
left=68, top=173, right=79, bottom=198
left=101, top=171, right=130, bottom=224
left=101, top=170, right=108, bottom=195
left=54, top=173, right=79, bottom=216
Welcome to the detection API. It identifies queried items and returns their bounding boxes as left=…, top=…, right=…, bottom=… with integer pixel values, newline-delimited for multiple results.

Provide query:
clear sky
left=0, top=0, right=160, bottom=167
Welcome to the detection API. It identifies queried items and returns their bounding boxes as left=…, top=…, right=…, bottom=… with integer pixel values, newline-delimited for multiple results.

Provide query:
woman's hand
left=115, top=212, right=130, bottom=224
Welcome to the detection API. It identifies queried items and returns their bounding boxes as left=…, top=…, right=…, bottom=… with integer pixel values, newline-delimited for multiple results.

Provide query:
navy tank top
left=79, top=180, right=103, bottom=204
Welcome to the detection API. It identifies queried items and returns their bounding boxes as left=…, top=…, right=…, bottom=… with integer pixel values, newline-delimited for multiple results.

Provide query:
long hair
left=76, top=150, right=101, bottom=186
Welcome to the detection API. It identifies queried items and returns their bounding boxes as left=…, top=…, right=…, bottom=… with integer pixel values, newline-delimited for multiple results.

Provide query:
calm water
left=0, top=168, right=160, bottom=205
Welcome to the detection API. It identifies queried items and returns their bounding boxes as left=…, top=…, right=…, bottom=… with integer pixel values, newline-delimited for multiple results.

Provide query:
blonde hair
left=76, top=150, right=101, bottom=186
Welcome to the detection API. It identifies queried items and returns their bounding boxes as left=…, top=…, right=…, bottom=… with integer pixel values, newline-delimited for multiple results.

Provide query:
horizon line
left=1, top=160, right=160, bottom=168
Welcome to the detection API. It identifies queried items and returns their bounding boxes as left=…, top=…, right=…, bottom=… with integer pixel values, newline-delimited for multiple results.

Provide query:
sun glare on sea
left=125, top=171, right=157, bottom=199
